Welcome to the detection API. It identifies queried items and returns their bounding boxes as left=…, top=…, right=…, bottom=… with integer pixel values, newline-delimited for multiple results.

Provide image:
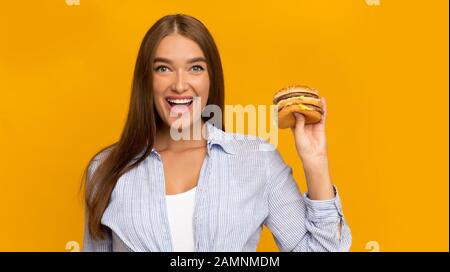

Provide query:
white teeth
left=166, top=98, right=193, bottom=104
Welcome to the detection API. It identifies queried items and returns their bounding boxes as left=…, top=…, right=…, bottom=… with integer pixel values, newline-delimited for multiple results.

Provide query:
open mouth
left=166, top=98, right=193, bottom=107
left=165, top=96, right=195, bottom=113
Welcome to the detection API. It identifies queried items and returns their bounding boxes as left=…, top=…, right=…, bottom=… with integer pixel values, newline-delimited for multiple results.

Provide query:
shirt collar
left=205, top=121, right=236, bottom=155
left=150, top=122, right=236, bottom=156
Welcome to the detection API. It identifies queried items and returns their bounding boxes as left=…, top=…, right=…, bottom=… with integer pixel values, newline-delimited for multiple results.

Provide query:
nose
left=172, top=70, right=189, bottom=94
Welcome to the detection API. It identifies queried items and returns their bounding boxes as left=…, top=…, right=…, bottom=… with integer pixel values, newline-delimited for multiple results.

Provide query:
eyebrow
left=153, top=57, right=207, bottom=64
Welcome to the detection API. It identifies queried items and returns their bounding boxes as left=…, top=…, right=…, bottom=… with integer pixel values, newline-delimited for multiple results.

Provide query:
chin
left=168, top=115, right=205, bottom=132
left=165, top=115, right=191, bottom=129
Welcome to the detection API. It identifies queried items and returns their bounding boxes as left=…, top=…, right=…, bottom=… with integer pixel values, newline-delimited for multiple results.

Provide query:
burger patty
left=278, top=102, right=324, bottom=114
left=303, top=103, right=324, bottom=114
left=273, top=92, right=319, bottom=104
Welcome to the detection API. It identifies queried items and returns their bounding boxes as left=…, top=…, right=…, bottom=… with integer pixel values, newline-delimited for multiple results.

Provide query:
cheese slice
left=277, top=101, right=315, bottom=111
left=298, top=104, right=313, bottom=110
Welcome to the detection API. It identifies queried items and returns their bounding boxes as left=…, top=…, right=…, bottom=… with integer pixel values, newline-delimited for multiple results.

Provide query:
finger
left=320, top=97, right=327, bottom=124
left=293, top=112, right=305, bottom=131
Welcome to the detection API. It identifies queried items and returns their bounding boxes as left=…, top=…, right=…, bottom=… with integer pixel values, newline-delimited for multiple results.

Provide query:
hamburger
left=273, top=85, right=324, bottom=129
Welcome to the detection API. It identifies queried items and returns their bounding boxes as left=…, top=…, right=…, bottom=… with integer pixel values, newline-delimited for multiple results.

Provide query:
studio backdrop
left=0, top=0, right=448, bottom=251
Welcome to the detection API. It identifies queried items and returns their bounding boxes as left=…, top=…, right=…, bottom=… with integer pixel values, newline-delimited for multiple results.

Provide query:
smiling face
left=152, top=34, right=210, bottom=131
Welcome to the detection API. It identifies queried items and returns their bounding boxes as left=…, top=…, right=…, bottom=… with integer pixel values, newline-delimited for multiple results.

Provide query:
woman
left=82, top=14, right=352, bottom=252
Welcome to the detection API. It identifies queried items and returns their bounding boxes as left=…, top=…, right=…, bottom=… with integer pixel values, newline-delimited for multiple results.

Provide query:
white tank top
left=165, top=186, right=197, bottom=252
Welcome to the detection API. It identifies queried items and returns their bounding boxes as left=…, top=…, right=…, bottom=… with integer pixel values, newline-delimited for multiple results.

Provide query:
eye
left=191, top=65, right=205, bottom=72
left=154, top=65, right=170, bottom=73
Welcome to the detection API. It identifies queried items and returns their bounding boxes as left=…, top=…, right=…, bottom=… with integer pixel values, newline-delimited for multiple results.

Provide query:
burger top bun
left=273, top=85, right=320, bottom=104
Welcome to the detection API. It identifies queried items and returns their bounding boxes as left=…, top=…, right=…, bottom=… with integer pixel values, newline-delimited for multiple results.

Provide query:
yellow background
left=0, top=0, right=448, bottom=252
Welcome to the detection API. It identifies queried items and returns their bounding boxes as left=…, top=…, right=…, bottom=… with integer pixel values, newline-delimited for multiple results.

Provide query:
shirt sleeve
left=82, top=208, right=112, bottom=252
left=82, top=155, right=113, bottom=252
left=262, top=144, right=352, bottom=252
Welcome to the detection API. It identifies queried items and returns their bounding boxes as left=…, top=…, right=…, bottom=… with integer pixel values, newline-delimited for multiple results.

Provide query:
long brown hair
left=82, top=14, right=225, bottom=240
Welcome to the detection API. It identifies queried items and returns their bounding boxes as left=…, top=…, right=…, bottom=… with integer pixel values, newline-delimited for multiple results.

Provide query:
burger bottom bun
left=277, top=104, right=323, bottom=129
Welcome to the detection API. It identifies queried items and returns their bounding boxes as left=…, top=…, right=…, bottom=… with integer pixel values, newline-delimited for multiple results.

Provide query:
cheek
left=152, top=76, right=170, bottom=102
left=192, top=74, right=210, bottom=102
left=152, top=75, right=168, bottom=92
left=151, top=87, right=165, bottom=115
left=200, top=91, right=209, bottom=107
left=198, top=88, right=209, bottom=109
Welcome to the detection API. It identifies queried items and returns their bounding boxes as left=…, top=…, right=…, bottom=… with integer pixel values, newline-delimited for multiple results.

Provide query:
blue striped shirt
left=83, top=121, right=352, bottom=252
